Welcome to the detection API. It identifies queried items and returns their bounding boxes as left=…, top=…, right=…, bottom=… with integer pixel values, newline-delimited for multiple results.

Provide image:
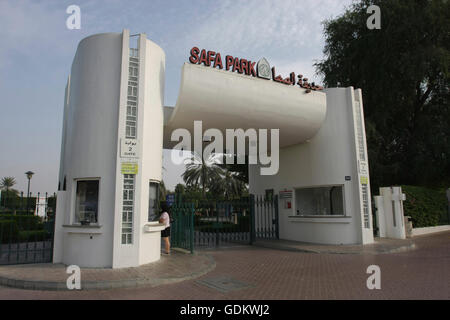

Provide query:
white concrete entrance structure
left=54, top=30, right=374, bottom=268
left=249, top=87, right=374, bottom=245
left=373, top=186, right=407, bottom=239
left=54, top=30, right=166, bottom=268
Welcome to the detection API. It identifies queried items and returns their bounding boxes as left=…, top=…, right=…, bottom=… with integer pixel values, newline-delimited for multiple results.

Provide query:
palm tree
left=220, top=169, right=247, bottom=200
left=0, top=177, right=17, bottom=209
left=182, top=153, right=223, bottom=198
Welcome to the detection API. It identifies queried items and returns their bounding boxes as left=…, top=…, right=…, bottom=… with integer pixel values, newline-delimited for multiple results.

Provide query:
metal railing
left=170, top=202, right=194, bottom=253
left=0, top=191, right=56, bottom=265
left=169, top=195, right=279, bottom=253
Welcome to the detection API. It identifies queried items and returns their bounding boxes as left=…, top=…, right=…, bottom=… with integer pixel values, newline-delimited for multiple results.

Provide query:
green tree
left=213, top=169, right=247, bottom=200
left=182, top=153, right=224, bottom=198
left=219, top=155, right=249, bottom=185
left=174, top=183, right=186, bottom=195
left=0, top=177, right=18, bottom=209
left=184, top=184, right=204, bottom=201
left=315, top=0, right=449, bottom=188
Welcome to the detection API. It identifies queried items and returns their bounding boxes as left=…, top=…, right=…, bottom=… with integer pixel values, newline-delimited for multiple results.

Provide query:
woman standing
left=159, top=202, right=171, bottom=255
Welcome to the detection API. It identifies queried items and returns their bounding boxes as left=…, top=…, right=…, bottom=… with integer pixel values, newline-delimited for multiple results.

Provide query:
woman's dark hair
left=160, top=202, right=170, bottom=214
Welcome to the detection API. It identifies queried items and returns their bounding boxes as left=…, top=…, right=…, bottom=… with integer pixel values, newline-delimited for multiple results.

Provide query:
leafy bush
left=13, top=210, right=36, bottom=215
left=402, top=185, right=449, bottom=228
left=18, top=230, right=48, bottom=242
left=238, top=215, right=250, bottom=226
left=0, top=220, right=19, bottom=243
left=0, top=214, right=43, bottom=231
left=0, top=210, right=37, bottom=215
left=0, top=191, right=37, bottom=211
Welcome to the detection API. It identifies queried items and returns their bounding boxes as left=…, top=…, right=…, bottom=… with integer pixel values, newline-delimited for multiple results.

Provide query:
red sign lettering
left=188, top=47, right=323, bottom=92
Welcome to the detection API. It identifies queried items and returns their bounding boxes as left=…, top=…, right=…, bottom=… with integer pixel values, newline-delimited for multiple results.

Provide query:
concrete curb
left=0, top=253, right=216, bottom=291
left=412, top=228, right=450, bottom=237
left=253, top=242, right=417, bottom=255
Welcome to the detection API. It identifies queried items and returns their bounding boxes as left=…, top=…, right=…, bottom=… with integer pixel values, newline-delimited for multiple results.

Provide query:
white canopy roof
left=163, top=63, right=326, bottom=150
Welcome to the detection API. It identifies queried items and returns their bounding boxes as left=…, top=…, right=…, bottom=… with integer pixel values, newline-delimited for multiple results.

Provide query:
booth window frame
left=293, top=184, right=346, bottom=217
left=72, top=177, right=101, bottom=225
left=148, top=180, right=160, bottom=222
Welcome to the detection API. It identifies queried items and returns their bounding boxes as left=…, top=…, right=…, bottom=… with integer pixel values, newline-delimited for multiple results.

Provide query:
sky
left=0, top=0, right=354, bottom=194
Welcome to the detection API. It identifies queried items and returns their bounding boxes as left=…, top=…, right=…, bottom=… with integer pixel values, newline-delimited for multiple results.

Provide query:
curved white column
left=58, top=32, right=123, bottom=267
left=55, top=31, right=166, bottom=268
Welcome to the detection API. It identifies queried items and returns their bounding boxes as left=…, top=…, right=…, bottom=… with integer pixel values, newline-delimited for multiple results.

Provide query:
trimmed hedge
left=18, top=230, right=48, bottom=242
left=0, top=210, right=38, bottom=216
left=402, top=185, right=449, bottom=228
left=0, top=191, right=37, bottom=211
left=238, top=215, right=250, bottom=225
left=0, top=214, right=43, bottom=231
left=0, top=220, right=49, bottom=243
left=0, top=220, right=19, bottom=242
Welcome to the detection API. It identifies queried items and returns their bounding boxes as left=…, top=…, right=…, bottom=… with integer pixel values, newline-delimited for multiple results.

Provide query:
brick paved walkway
left=0, top=251, right=215, bottom=290
left=253, top=237, right=416, bottom=254
left=0, top=231, right=448, bottom=299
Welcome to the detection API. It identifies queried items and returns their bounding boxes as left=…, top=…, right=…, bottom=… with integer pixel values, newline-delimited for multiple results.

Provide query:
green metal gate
left=171, top=197, right=252, bottom=250
left=170, top=194, right=278, bottom=252
left=170, top=202, right=195, bottom=253
left=0, top=192, right=56, bottom=265
left=252, top=194, right=279, bottom=241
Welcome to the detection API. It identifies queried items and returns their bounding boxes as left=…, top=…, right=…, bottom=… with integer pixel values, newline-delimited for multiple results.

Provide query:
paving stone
left=196, top=276, right=253, bottom=293
left=0, top=251, right=215, bottom=291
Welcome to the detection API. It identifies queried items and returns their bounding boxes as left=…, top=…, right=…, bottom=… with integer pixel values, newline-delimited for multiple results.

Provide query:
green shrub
left=13, top=210, right=37, bottom=215
left=42, top=221, right=54, bottom=234
left=0, top=214, right=43, bottom=231
left=0, top=191, right=37, bottom=211
left=18, top=230, right=48, bottom=242
left=402, top=185, right=449, bottom=228
left=0, top=211, right=35, bottom=215
left=0, top=220, right=19, bottom=243
left=237, top=214, right=250, bottom=226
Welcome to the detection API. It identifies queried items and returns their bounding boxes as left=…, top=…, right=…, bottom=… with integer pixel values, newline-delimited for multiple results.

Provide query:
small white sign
left=359, top=160, right=368, bottom=175
left=121, top=139, right=139, bottom=158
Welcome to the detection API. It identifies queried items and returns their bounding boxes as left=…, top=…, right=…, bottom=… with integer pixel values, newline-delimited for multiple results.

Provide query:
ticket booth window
left=74, top=179, right=99, bottom=224
left=148, top=181, right=160, bottom=222
left=295, top=185, right=344, bottom=216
